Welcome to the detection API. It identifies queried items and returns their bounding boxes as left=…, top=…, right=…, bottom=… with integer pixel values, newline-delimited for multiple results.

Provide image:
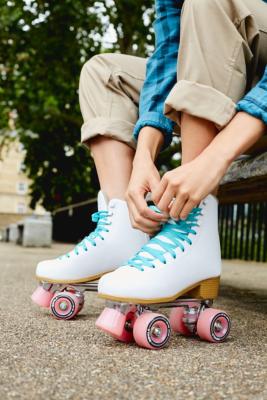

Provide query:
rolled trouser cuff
left=164, top=80, right=237, bottom=129
left=81, top=117, right=136, bottom=149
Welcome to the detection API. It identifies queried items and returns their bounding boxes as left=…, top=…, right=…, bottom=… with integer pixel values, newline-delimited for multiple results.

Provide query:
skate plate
left=96, top=298, right=231, bottom=350
left=31, top=280, right=99, bottom=319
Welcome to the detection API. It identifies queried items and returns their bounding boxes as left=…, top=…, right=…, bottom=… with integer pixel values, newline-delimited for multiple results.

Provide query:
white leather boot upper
left=98, top=195, right=221, bottom=302
left=36, top=191, right=149, bottom=283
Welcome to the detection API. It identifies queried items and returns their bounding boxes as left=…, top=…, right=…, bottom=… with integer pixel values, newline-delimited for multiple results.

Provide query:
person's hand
left=152, top=152, right=228, bottom=220
left=126, top=153, right=168, bottom=235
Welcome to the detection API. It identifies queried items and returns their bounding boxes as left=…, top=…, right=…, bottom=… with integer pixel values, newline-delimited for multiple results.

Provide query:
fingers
left=151, top=177, right=167, bottom=205
left=157, top=190, right=175, bottom=214
left=128, top=200, right=161, bottom=235
left=126, top=190, right=166, bottom=234
left=127, top=188, right=167, bottom=223
left=169, top=196, right=188, bottom=220
left=179, top=199, right=198, bottom=220
left=153, top=175, right=198, bottom=220
left=153, top=174, right=177, bottom=213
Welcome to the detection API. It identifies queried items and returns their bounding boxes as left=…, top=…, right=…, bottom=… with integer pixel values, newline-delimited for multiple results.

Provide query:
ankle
left=102, top=189, right=127, bottom=202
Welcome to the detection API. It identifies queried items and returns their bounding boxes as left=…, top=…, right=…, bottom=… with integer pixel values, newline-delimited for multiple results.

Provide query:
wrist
left=133, top=149, right=154, bottom=168
left=203, top=112, right=266, bottom=166
left=198, top=146, right=230, bottom=175
left=135, top=126, right=164, bottom=161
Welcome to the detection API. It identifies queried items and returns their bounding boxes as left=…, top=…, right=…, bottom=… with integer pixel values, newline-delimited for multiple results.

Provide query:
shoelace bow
left=127, top=207, right=202, bottom=271
left=60, top=211, right=112, bottom=258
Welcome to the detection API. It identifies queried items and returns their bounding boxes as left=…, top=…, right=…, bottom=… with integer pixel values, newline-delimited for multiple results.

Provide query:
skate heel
left=186, top=277, right=220, bottom=299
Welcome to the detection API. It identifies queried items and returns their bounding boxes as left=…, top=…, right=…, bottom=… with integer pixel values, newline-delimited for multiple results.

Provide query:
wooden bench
left=218, top=137, right=267, bottom=204
left=217, top=136, right=267, bottom=261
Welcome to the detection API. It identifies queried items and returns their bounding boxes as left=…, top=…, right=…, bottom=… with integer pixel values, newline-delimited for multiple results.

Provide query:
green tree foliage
left=0, top=0, right=179, bottom=211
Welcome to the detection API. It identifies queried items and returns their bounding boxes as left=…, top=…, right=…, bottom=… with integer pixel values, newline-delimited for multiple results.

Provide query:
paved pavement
left=1, top=242, right=267, bottom=400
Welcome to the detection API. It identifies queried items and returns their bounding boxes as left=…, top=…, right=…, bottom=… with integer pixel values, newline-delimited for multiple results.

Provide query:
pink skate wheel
left=197, top=308, right=231, bottom=343
left=96, top=307, right=136, bottom=343
left=31, top=286, right=53, bottom=308
left=133, top=312, right=171, bottom=350
left=50, top=291, right=80, bottom=320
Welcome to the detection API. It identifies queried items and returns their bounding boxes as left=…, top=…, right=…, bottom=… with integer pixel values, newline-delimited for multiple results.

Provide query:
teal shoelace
left=60, top=211, right=112, bottom=258
left=127, top=207, right=202, bottom=271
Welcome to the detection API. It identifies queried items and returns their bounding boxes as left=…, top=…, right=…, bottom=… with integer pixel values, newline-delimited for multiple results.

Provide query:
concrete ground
left=0, top=242, right=266, bottom=400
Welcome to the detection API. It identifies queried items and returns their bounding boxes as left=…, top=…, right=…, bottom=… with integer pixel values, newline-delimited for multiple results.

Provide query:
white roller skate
left=96, top=195, right=231, bottom=349
left=31, top=191, right=149, bottom=319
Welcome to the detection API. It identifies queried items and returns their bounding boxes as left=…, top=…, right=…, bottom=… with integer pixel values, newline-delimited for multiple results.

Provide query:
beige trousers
left=79, top=0, right=267, bottom=148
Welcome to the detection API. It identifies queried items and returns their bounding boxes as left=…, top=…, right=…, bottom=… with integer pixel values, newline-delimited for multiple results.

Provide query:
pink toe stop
left=96, top=307, right=135, bottom=343
left=31, top=286, right=53, bottom=308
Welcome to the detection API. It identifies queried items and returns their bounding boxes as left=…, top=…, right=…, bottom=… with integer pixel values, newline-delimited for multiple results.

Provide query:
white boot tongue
left=97, top=191, right=109, bottom=211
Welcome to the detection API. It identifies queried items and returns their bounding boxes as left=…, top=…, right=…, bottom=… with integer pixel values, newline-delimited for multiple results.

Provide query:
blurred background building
left=0, top=139, right=46, bottom=234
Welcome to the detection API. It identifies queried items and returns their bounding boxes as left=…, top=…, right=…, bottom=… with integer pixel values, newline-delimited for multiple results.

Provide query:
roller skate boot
left=31, top=191, right=149, bottom=319
left=97, top=195, right=231, bottom=349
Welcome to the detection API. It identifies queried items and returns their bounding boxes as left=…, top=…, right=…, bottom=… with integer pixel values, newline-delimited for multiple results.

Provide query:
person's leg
left=96, top=0, right=267, bottom=308
left=32, top=53, right=149, bottom=295
left=180, top=114, right=219, bottom=196
left=167, top=0, right=266, bottom=191
left=90, top=137, right=134, bottom=200
left=180, top=114, right=218, bottom=165
left=79, top=53, right=147, bottom=200
left=165, top=0, right=265, bottom=154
